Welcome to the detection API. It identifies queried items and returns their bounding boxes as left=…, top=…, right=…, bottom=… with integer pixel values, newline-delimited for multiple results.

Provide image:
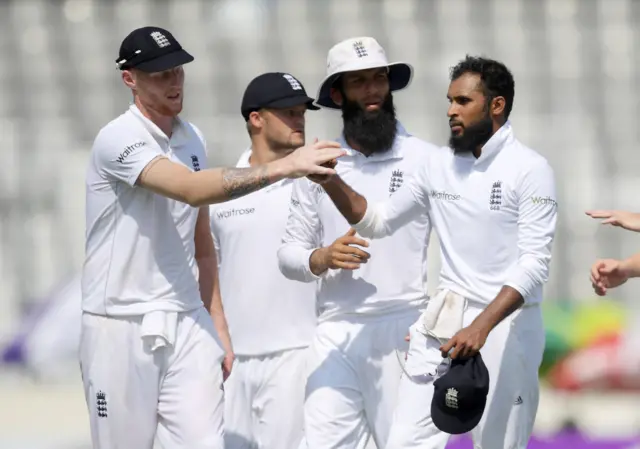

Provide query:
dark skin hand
left=439, top=286, right=524, bottom=359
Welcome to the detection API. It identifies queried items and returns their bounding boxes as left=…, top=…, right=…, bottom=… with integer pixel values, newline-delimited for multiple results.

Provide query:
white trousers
left=224, top=347, right=309, bottom=449
left=303, top=309, right=421, bottom=449
left=385, top=301, right=545, bottom=449
left=79, top=307, right=225, bottom=449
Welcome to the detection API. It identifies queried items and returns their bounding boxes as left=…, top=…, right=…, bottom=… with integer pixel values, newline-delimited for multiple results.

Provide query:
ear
left=122, top=70, right=136, bottom=90
left=329, top=88, right=343, bottom=107
left=490, top=96, right=506, bottom=118
left=248, top=111, right=264, bottom=131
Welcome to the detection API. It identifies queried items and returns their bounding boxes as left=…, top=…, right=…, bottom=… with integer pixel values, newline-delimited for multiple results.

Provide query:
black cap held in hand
left=116, top=26, right=194, bottom=73
left=241, top=72, right=320, bottom=121
left=431, top=353, right=490, bottom=435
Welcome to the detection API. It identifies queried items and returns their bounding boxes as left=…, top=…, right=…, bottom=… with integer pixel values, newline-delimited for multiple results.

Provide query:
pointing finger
left=586, top=210, right=614, bottom=219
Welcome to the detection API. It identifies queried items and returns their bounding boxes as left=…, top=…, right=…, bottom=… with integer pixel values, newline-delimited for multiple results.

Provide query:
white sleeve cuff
left=352, top=204, right=389, bottom=239
left=277, top=244, right=322, bottom=283
left=504, top=268, right=539, bottom=305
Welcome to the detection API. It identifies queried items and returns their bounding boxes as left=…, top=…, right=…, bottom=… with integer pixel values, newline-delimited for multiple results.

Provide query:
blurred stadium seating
left=0, top=0, right=639, bottom=447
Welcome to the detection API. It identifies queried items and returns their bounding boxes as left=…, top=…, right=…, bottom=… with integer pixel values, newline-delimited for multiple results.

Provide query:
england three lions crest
left=389, top=169, right=404, bottom=195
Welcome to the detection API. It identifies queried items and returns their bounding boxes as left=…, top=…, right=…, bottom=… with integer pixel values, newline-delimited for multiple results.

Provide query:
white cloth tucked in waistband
left=140, top=311, right=178, bottom=351
left=418, top=289, right=466, bottom=341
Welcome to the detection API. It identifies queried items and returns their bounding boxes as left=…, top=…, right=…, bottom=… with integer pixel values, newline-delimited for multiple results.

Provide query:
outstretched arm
left=138, top=141, right=344, bottom=206
left=93, top=128, right=344, bottom=207
left=319, top=170, right=429, bottom=239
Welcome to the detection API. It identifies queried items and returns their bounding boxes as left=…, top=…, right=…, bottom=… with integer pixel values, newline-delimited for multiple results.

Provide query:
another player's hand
left=222, top=351, right=235, bottom=381
left=311, top=229, right=370, bottom=275
left=586, top=209, right=640, bottom=232
left=307, top=138, right=338, bottom=185
left=279, top=139, right=344, bottom=179
left=590, top=258, right=630, bottom=296
left=439, top=323, right=489, bottom=360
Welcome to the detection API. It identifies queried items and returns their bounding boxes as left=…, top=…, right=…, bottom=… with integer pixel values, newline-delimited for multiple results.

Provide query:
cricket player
left=80, top=26, right=344, bottom=449
left=278, top=37, right=438, bottom=449
left=210, top=72, right=320, bottom=449
left=315, top=56, right=558, bottom=449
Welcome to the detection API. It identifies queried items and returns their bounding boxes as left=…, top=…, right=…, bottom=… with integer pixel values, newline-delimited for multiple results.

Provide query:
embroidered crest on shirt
left=96, top=390, right=108, bottom=418
left=190, top=155, right=201, bottom=172
left=489, top=181, right=502, bottom=211
left=389, top=169, right=404, bottom=195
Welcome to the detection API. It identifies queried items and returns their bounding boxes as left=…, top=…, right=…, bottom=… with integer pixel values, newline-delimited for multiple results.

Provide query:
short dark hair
left=450, top=56, right=515, bottom=119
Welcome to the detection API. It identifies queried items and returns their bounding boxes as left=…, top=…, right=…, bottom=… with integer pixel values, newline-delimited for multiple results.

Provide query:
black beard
left=341, top=93, right=397, bottom=155
left=449, top=113, right=494, bottom=155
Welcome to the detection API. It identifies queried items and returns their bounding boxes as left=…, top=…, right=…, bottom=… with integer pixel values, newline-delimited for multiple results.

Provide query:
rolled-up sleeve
left=353, top=165, right=429, bottom=239
left=278, top=179, right=323, bottom=282
left=505, top=160, right=558, bottom=303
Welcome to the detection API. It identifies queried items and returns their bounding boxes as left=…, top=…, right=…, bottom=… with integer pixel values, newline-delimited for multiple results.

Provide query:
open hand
left=307, top=138, right=338, bottom=184
left=590, top=258, right=630, bottom=296
left=439, top=324, right=490, bottom=360
left=281, top=139, right=344, bottom=179
left=586, top=210, right=640, bottom=232
left=313, top=228, right=370, bottom=273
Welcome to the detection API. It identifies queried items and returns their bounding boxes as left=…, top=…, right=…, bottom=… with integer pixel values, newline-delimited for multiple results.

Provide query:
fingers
left=591, top=261, right=604, bottom=282
left=315, top=147, right=346, bottom=162
left=306, top=165, right=337, bottom=176
left=333, top=250, right=369, bottom=265
left=601, top=217, right=620, bottom=226
left=440, top=339, right=455, bottom=358
left=340, top=235, right=370, bottom=248
left=336, top=242, right=370, bottom=259
left=586, top=210, right=614, bottom=219
left=312, top=139, right=342, bottom=150
left=345, top=228, right=357, bottom=237
left=405, top=333, right=410, bottom=342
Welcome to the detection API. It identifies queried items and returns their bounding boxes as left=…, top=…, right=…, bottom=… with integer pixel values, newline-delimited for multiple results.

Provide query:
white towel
left=419, top=289, right=466, bottom=341
left=140, top=311, right=178, bottom=351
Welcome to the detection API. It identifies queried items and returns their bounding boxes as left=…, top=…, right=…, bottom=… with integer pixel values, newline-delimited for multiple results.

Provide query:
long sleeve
left=352, top=167, right=429, bottom=239
left=504, top=160, right=558, bottom=303
left=278, top=179, right=324, bottom=282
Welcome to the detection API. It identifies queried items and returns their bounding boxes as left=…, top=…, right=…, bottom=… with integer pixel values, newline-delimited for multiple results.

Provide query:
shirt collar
left=473, top=120, right=514, bottom=165
left=337, top=121, right=410, bottom=163
left=129, top=104, right=189, bottom=148
left=235, top=147, right=252, bottom=168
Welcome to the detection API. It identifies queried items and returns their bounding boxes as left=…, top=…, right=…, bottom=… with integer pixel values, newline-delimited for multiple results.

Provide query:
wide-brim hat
left=315, top=37, right=413, bottom=109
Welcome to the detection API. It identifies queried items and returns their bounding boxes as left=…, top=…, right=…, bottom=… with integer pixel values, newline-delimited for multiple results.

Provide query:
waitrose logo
left=530, top=196, right=557, bottom=207
left=215, top=207, right=255, bottom=219
left=429, top=190, right=461, bottom=201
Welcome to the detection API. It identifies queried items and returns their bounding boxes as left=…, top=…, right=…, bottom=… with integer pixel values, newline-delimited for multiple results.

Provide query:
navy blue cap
left=431, top=353, right=490, bottom=435
left=116, top=26, right=194, bottom=73
left=241, top=72, right=319, bottom=121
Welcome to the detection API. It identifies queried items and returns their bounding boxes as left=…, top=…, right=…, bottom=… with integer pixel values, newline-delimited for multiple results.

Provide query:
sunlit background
left=0, top=0, right=639, bottom=447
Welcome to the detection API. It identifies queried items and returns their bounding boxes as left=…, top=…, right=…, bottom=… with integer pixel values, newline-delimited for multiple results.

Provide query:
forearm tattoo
left=221, top=166, right=271, bottom=199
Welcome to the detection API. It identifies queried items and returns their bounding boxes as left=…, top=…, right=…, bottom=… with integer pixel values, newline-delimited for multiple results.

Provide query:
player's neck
left=134, top=98, right=174, bottom=138
left=249, top=140, right=289, bottom=166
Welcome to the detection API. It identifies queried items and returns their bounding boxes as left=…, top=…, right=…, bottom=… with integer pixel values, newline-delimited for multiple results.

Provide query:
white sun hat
left=315, top=37, right=414, bottom=109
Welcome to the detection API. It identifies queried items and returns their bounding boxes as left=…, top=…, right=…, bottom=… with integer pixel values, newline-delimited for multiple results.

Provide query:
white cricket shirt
left=355, top=121, right=557, bottom=305
left=210, top=149, right=318, bottom=356
left=278, top=124, right=434, bottom=321
left=82, top=104, right=208, bottom=315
